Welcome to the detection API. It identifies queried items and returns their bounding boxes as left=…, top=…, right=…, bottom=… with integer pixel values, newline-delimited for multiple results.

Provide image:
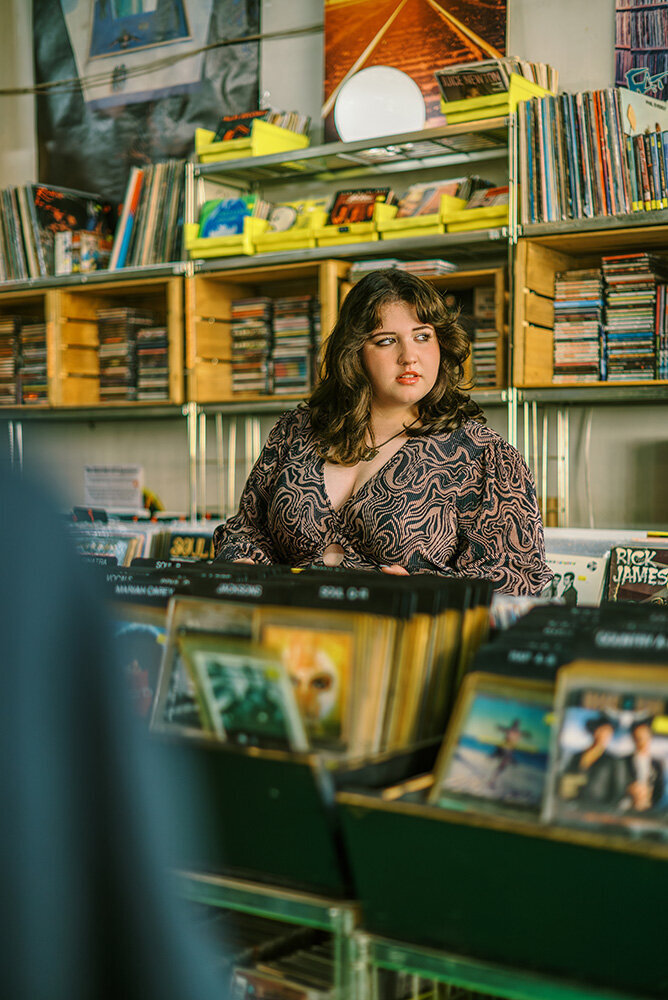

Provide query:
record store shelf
left=193, top=228, right=509, bottom=271
left=0, top=261, right=187, bottom=293
left=193, top=120, right=510, bottom=186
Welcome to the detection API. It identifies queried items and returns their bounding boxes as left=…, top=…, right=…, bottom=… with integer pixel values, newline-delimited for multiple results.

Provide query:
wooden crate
left=185, top=260, right=350, bottom=404
left=514, top=227, right=668, bottom=387
left=50, top=276, right=184, bottom=407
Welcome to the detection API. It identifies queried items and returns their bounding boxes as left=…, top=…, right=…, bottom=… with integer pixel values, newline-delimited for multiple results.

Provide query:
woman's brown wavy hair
left=308, top=268, right=485, bottom=465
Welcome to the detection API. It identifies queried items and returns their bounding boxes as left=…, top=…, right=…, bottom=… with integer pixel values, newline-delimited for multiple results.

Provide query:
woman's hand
left=380, top=564, right=409, bottom=576
left=233, top=558, right=256, bottom=565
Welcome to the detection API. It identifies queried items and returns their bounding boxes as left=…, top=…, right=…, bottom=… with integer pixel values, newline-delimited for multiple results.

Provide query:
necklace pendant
left=361, top=446, right=379, bottom=462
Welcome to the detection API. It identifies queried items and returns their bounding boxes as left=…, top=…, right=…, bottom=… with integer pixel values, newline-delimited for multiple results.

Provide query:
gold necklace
left=360, top=417, right=419, bottom=462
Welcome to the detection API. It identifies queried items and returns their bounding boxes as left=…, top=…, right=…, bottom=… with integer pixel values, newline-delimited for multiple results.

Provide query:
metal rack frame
left=175, top=869, right=358, bottom=1000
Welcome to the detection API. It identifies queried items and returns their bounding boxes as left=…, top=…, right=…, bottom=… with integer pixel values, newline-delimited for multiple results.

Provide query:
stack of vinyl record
left=271, top=295, right=317, bottom=395
left=552, top=268, right=604, bottom=383
left=230, top=297, right=273, bottom=394
left=136, top=325, right=169, bottom=401
left=97, top=307, right=153, bottom=402
left=602, top=253, right=668, bottom=382
left=0, top=316, right=20, bottom=405
left=19, top=321, right=48, bottom=404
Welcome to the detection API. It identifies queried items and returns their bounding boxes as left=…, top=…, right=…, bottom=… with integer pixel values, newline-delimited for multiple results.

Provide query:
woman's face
left=361, top=299, right=441, bottom=412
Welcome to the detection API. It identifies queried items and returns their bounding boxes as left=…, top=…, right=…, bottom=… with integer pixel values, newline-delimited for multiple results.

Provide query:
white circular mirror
left=334, top=65, right=426, bottom=141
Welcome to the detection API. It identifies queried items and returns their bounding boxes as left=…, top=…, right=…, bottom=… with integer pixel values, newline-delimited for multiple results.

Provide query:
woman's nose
left=397, top=340, right=417, bottom=364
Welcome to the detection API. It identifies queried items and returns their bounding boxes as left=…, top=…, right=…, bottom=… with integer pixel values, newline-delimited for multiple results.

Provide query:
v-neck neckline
left=320, top=436, right=416, bottom=515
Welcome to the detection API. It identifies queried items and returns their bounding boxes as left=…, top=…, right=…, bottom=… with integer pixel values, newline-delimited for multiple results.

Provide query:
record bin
left=157, top=733, right=440, bottom=899
left=194, top=122, right=310, bottom=164
left=336, top=790, right=668, bottom=998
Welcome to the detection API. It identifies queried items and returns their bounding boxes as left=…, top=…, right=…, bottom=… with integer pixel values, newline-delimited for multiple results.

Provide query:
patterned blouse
left=213, top=407, right=553, bottom=596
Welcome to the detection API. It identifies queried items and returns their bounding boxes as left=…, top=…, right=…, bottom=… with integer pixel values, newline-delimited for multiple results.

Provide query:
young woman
left=214, top=269, right=552, bottom=595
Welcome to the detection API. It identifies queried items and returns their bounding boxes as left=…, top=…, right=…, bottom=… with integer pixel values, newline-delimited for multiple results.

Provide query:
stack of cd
left=272, top=295, right=317, bottom=395
left=20, top=322, right=49, bottom=404
left=0, top=316, right=20, bottom=405
left=471, top=285, right=499, bottom=386
left=96, top=307, right=153, bottom=402
left=655, top=284, right=668, bottom=380
left=136, top=325, right=169, bottom=401
left=552, top=268, right=604, bottom=383
left=471, top=329, right=499, bottom=386
left=348, top=259, right=401, bottom=281
left=602, top=253, right=668, bottom=382
left=399, top=259, right=457, bottom=277
left=230, top=297, right=273, bottom=394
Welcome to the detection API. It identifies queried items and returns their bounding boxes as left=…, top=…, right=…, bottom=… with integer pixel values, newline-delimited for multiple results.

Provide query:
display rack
left=175, top=869, right=358, bottom=1000
left=190, top=120, right=510, bottom=187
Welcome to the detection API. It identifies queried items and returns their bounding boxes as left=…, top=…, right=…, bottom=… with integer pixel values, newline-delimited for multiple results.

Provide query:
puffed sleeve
left=452, top=434, right=553, bottom=596
left=213, top=409, right=297, bottom=564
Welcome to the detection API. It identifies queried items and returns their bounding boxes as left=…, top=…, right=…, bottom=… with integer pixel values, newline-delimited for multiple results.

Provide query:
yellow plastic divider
left=377, top=195, right=468, bottom=240
left=440, top=74, right=554, bottom=123
left=184, top=217, right=269, bottom=258
left=195, top=120, right=310, bottom=164
left=445, top=205, right=509, bottom=232
left=254, top=209, right=329, bottom=253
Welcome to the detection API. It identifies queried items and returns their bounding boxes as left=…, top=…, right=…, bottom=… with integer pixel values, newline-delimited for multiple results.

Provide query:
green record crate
left=156, top=735, right=440, bottom=898
left=337, top=791, right=668, bottom=998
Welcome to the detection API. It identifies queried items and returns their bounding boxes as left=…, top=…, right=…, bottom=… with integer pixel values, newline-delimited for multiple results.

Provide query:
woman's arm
left=213, top=410, right=297, bottom=564
left=451, top=435, right=553, bottom=596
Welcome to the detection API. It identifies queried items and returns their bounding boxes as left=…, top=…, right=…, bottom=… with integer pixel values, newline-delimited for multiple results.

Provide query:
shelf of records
left=186, top=259, right=508, bottom=403
left=515, top=82, right=668, bottom=230
left=0, top=166, right=184, bottom=284
left=0, top=254, right=510, bottom=408
left=184, top=178, right=510, bottom=264
left=69, top=514, right=668, bottom=606
left=513, top=229, right=668, bottom=388
left=0, top=276, right=184, bottom=407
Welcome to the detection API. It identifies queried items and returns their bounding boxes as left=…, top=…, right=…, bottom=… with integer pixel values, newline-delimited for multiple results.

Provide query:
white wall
left=1, top=0, right=666, bottom=527
left=0, top=0, right=37, bottom=185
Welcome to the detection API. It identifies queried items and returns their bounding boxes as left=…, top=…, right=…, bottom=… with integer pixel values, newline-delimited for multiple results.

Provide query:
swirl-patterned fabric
left=213, top=408, right=553, bottom=595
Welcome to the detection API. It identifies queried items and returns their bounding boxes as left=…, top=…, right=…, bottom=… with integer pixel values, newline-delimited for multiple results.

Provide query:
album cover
left=544, top=661, right=668, bottom=838
left=428, top=672, right=553, bottom=816
left=178, top=632, right=309, bottom=752
left=111, top=602, right=167, bottom=723
left=257, top=613, right=354, bottom=747
left=606, top=544, right=668, bottom=604
left=150, top=596, right=256, bottom=738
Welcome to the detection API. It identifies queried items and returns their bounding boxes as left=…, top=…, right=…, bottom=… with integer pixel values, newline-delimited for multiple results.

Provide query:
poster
left=33, top=0, right=260, bottom=200
left=616, top=0, right=668, bottom=101
left=323, top=0, right=507, bottom=141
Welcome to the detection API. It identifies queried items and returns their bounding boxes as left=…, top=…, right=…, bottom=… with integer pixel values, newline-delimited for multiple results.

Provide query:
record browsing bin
left=337, top=790, right=668, bottom=998
left=195, top=121, right=310, bottom=164
left=157, top=732, right=440, bottom=899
